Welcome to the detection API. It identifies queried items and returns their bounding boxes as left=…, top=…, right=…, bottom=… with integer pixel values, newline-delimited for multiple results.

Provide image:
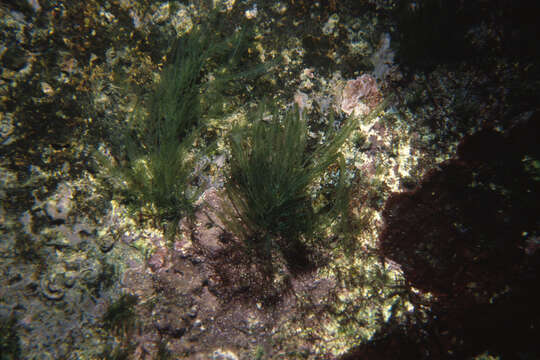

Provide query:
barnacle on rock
left=40, top=273, right=65, bottom=301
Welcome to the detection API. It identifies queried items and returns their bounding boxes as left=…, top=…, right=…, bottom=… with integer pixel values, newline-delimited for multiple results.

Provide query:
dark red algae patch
left=341, top=112, right=540, bottom=359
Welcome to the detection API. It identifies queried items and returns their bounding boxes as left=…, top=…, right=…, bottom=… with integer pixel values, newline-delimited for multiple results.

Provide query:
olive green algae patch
left=222, top=103, right=353, bottom=267
left=98, top=9, right=268, bottom=240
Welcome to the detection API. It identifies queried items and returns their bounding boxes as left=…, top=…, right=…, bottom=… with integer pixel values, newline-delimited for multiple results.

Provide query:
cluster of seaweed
left=107, top=8, right=355, bottom=258
left=110, top=13, right=259, bottom=237
left=102, top=294, right=139, bottom=338
left=100, top=293, right=139, bottom=359
left=223, top=103, right=353, bottom=267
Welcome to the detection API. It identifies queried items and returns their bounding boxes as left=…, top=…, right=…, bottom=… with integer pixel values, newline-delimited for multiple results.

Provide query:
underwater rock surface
left=0, top=0, right=539, bottom=359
